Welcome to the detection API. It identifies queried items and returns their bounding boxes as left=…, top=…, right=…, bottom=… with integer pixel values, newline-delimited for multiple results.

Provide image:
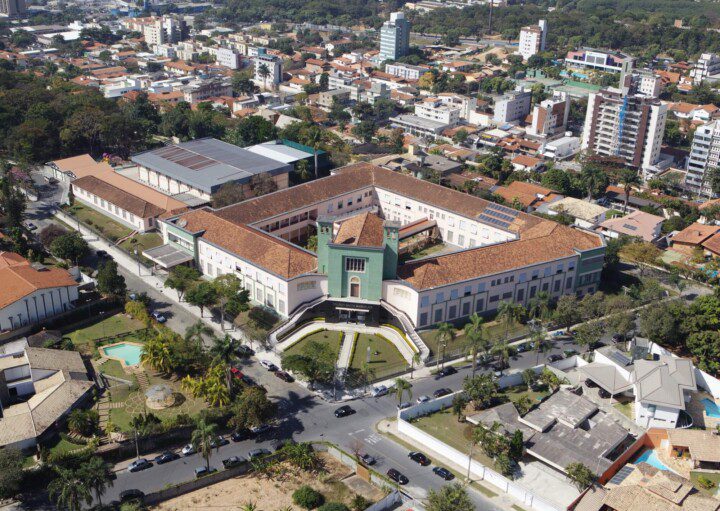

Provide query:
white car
left=260, top=360, right=278, bottom=371
left=416, top=395, right=431, bottom=404
left=372, top=385, right=389, bottom=397
left=181, top=444, right=196, bottom=456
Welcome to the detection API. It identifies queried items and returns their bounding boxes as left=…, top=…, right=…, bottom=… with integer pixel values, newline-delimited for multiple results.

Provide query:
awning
left=142, top=244, right=194, bottom=268
left=399, top=218, right=437, bottom=240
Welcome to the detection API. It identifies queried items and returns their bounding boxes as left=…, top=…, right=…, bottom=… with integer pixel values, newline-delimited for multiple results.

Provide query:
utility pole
left=488, top=0, right=494, bottom=37
left=134, top=247, right=141, bottom=276
left=467, top=441, right=475, bottom=481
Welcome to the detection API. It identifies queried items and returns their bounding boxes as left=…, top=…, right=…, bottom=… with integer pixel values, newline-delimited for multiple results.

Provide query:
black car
left=334, top=405, right=355, bottom=418
left=231, top=429, right=252, bottom=442
left=433, top=388, right=453, bottom=398
left=360, top=453, right=376, bottom=466
left=154, top=451, right=179, bottom=464
left=250, top=424, right=272, bottom=436
left=274, top=370, right=294, bottom=382
left=547, top=354, right=564, bottom=363
left=222, top=456, right=245, bottom=469
left=408, top=451, right=431, bottom=466
left=119, top=489, right=144, bottom=503
left=612, top=333, right=625, bottom=343
left=585, top=379, right=598, bottom=388
left=436, top=366, right=457, bottom=378
left=210, top=436, right=230, bottom=448
left=241, top=374, right=258, bottom=387
left=432, top=467, right=454, bottom=480
left=236, top=345, right=255, bottom=357
left=599, top=388, right=611, bottom=399
left=387, top=468, right=408, bottom=485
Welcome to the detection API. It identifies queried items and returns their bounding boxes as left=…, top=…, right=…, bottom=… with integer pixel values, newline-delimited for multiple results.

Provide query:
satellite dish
left=178, top=219, right=188, bottom=228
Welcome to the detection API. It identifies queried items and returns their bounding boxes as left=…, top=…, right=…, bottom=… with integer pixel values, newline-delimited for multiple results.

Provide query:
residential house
left=597, top=210, right=664, bottom=242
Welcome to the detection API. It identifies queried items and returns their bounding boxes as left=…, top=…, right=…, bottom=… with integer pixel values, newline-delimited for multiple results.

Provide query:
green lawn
left=690, top=471, right=720, bottom=496
left=65, top=314, right=145, bottom=355
left=99, top=359, right=131, bottom=380
left=613, top=400, right=634, bottom=420
left=118, top=232, right=164, bottom=256
left=420, top=320, right=529, bottom=359
left=349, top=333, right=407, bottom=378
left=403, top=242, right=448, bottom=261
left=43, top=436, right=86, bottom=457
left=284, top=329, right=343, bottom=359
left=505, top=385, right=551, bottom=406
left=412, top=409, right=497, bottom=468
left=66, top=202, right=133, bottom=242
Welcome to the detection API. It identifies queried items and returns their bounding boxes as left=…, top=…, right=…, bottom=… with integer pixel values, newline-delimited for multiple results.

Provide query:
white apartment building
left=691, top=53, right=720, bottom=85
left=142, top=16, right=188, bottom=47
left=213, top=47, right=241, bottom=70
left=493, top=88, right=532, bottom=124
left=415, top=98, right=461, bottom=126
left=581, top=85, right=667, bottom=174
left=526, top=91, right=569, bottom=139
left=518, top=19, right=547, bottom=61
left=633, top=70, right=663, bottom=98
left=379, top=12, right=410, bottom=61
left=685, top=120, right=720, bottom=197
left=385, top=62, right=427, bottom=81
left=254, top=48, right=282, bottom=89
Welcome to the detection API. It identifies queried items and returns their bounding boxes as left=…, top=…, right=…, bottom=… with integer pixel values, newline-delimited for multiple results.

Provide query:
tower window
left=345, top=257, right=366, bottom=272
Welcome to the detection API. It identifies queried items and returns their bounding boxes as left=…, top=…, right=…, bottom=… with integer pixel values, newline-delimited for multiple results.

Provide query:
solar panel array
left=154, top=146, right=217, bottom=172
left=608, top=465, right=634, bottom=485
left=478, top=203, right=520, bottom=230
left=610, top=350, right=632, bottom=367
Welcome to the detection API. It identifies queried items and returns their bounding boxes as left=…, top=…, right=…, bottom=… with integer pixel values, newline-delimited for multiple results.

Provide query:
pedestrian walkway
left=133, top=369, right=150, bottom=391
left=337, top=331, right=356, bottom=369
left=96, top=394, right=111, bottom=445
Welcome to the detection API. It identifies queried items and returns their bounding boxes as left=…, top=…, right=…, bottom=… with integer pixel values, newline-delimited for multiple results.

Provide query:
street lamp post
left=133, top=247, right=141, bottom=276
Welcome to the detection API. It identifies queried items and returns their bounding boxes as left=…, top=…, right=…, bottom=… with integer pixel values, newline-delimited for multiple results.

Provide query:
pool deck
left=100, top=341, right=145, bottom=370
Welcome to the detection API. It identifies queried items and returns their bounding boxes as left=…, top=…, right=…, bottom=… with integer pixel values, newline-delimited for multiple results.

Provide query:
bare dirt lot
left=153, top=453, right=385, bottom=511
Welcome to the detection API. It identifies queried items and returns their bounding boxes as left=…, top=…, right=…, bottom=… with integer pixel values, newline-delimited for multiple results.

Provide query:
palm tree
left=130, top=414, right=147, bottom=459
left=463, top=313, right=488, bottom=375
left=497, top=301, right=525, bottom=341
left=48, top=467, right=92, bottom=511
left=210, top=334, right=238, bottom=395
left=258, top=63, right=271, bottom=90
left=531, top=329, right=551, bottom=365
left=491, top=339, right=515, bottom=369
left=410, top=352, right=421, bottom=379
left=192, top=419, right=218, bottom=472
left=394, top=377, right=413, bottom=404
left=140, top=335, right=172, bottom=373
left=528, top=291, right=551, bottom=323
left=616, top=168, right=641, bottom=213
left=81, top=457, right=113, bottom=506
left=434, top=322, right=455, bottom=371
left=185, top=320, right=215, bottom=350
left=305, top=126, right=324, bottom=179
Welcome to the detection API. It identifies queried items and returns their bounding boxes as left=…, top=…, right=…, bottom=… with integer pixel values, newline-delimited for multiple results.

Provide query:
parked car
left=248, top=448, right=272, bottom=461
left=408, top=451, right=431, bottom=466
left=241, top=374, right=258, bottom=387
left=599, top=388, right=611, bottom=399
left=436, top=366, right=457, bottom=378
left=372, top=385, right=389, bottom=397
left=154, top=451, right=179, bottom=465
left=250, top=424, right=272, bottom=436
left=433, top=388, right=452, bottom=398
left=231, top=429, right=252, bottom=442
left=119, top=489, right=144, bottom=503
left=95, top=250, right=108, bottom=258
left=236, top=344, right=254, bottom=357
left=274, top=370, right=294, bottom=382
left=210, top=436, right=229, bottom=448
left=25, top=222, right=37, bottom=231
left=360, top=453, right=376, bottom=466
left=397, top=401, right=412, bottom=410
left=194, top=466, right=216, bottom=478
left=150, top=311, right=167, bottom=323
left=230, top=367, right=244, bottom=380
left=222, top=456, right=245, bottom=469
left=516, top=343, right=530, bottom=353
left=433, top=467, right=454, bottom=480
left=260, top=360, right=278, bottom=371
left=128, top=459, right=151, bottom=472
left=585, top=379, right=598, bottom=388
left=181, top=444, right=196, bottom=456
left=387, top=468, right=408, bottom=485
left=547, top=354, right=563, bottom=363
left=334, top=405, right=355, bottom=418
left=612, top=333, right=625, bottom=343
left=416, top=395, right=431, bottom=404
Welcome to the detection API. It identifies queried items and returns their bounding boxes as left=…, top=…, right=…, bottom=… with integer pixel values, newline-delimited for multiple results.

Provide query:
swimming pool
left=633, top=449, right=670, bottom=471
left=102, top=343, right=144, bottom=366
left=702, top=398, right=720, bottom=418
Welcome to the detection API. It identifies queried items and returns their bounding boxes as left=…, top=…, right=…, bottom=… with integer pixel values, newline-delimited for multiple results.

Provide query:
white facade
left=0, top=286, right=78, bottom=333
left=379, top=12, right=410, bottom=61
left=385, top=63, right=426, bottom=80
left=527, top=91, right=569, bottom=138
left=691, top=53, right=720, bottom=85
left=493, top=89, right=532, bottom=124
left=213, top=47, right=241, bottom=70
left=518, top=20, right=546, bottom=61
left=415, top=99, right=461, bottom=126
left=254, top=49, right=282, bottom=89
left=539, top=136, right=580, bottom=159
left=686, top=120, right=720, bottom=198
left=72, top=185, right=157, bottom=232
left=138, top=165, right=207, bottom=200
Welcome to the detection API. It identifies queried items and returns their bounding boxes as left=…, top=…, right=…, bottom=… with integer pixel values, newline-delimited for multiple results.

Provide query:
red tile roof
left=0, top=252, right=77, bottom=309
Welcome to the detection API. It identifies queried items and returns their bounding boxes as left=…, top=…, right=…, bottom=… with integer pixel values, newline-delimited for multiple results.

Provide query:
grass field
left=99, top=359, right=132, bottom=380
left=284, top=329, right=344, bottom=359
left=349, top=333, right=407, bottom=379
left=420, top=320, right=529, bottom=358
left=118, top=232, right=164, bottom=256
left=65, top=314, right=145, bottom=355
left=44, top=436, right=86, bottom=457
left=66, top=202, right=133, bottom=242
left=505, top=385, right=551, bottom=406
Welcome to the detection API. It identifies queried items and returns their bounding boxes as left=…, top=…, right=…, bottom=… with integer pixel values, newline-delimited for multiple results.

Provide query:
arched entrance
left=349, top=276, right=361, bottom=298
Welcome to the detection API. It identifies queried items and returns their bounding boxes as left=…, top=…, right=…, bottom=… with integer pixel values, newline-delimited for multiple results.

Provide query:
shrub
left=292, top=485, right=324, bottom=509
left=318, top=504, right=349, bottom=511
left=698, top=475, right=715, bottom=490
left=350, top=495, right=369, bottom=511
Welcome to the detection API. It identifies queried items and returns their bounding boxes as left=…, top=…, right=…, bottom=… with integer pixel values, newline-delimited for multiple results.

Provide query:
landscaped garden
left=420, top=320, right=529, bottom=359
left=690, top=471, right=720, bottom=496
left=64, top=313, right=145, bottom=356
left=349, top=333, right=407, bottom=378
left=64, top=202, right=134, bottom=242
left=284, top=329, right=344, bottom=359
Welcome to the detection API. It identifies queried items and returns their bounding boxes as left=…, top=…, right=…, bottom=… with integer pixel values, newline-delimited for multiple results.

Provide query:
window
left=462, top=302, right=470, bottom=316
left=464, top=286, right=472, bottom=296
left=502, top=292, right=512, bottom=300
left=337, top=201, right=343, bottom=209
left=448, top=305, right=457, bottom=319
left=393, top=287, right=411, bottom=299
left=458, top=234, right=465, bottom=245
left=489, top=295, right=499, bottom=303
left=566, top=277, right=573, bottom=289
left=436, top=292, right=445, bottom=303
left=478, top=283, right=485, bottom=293
left=349, top=276, right=361, bottom=297
left=450, top=289, right=459, bottom=300
left=542, top=283, right=549, bottom=292
left=297, top=281, right=316, bottom=291
left=544, top=267, right=552, bottom=277
left=517, top=289, right=525, bottom=301
left=420, top=296, right=430, bottom=307
left=434, top=309, right=443, bottom=322
left=554, top=280, right=561, bottom=292
left=475, top=299, right=484, bottom=312
left=529, top=286, right=536, bottom=299
left=419, top=312, right=428, bottom=326
left=345, top=257, right=366, bottom=272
